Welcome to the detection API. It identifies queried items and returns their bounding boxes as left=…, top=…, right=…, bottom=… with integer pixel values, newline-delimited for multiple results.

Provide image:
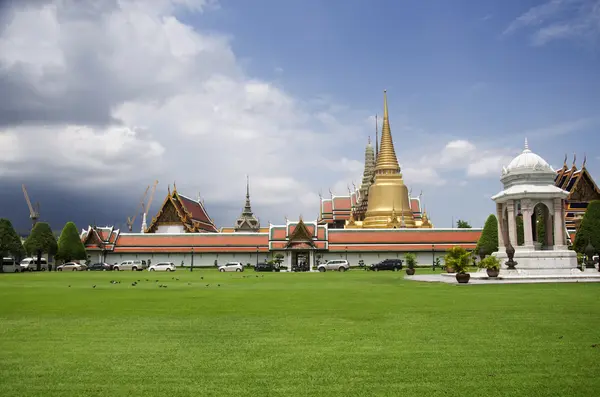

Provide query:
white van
left=19, top=257, right=48, bottom=272
left=2, top=257, right=20, bottom=273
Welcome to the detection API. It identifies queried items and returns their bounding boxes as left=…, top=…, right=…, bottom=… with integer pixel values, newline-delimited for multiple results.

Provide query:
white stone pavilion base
left=408, top=272, right=600, bottom=284
left=491, top=247, right=578, bottom=276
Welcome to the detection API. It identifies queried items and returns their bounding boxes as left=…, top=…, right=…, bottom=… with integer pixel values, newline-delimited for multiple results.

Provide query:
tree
left=574, top=200, right=600, bottom=254
left=475, top=214, right=498, bottom=256
left=56, top=222, right=87, bottom=263
left=0, top=219, right=25, bottom=273
left=23, top=222, right=57, bottom=271
left=516, top=216, right=524, bottom=246
left=456, top=220, right=471, bottom=228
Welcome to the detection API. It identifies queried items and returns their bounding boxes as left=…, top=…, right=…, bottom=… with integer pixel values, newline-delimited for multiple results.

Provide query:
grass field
left=1, top=269, right=599, bottom=396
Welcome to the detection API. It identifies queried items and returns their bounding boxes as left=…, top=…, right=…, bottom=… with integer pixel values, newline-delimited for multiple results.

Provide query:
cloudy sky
left=1, top=0, right=599, bottom=233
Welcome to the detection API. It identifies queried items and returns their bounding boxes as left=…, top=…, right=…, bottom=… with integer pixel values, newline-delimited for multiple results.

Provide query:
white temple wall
left=103, top=250, right=446, bottom=268
left=156, top=225, right=186, bottom=234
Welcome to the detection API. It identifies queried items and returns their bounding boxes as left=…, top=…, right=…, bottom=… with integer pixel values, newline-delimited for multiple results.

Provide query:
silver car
left=317, top=259, right=350, bottom=272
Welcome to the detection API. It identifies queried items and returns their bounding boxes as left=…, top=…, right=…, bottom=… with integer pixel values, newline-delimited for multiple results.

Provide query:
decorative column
left=506, top=201, right=517, bottom=249
left=522, top=200, right=534, bottom=249
left=496, top=203, right=506, bottom=250
left=553, top=198, right=565, bottom=249
left=309, top=251, right=315, bottom=272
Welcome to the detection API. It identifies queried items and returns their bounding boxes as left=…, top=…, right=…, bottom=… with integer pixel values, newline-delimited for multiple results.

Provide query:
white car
left=19, top=257, right=48, bottom=272
left=57, top=262, right=87, bottom=271
left=148, top=262, right=176, bottom=272
left=218, top=262, right=244, bottom=272
left=317, top=259, right=350, bottom=272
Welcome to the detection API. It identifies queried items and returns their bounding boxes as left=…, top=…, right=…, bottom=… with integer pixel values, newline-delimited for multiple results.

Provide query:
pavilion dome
left=503, top=139, right=554, bottom=176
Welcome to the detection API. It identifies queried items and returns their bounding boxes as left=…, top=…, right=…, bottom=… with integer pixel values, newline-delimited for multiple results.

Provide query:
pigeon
left=131, top=283, right=136, bottom=286
left=188, top=283, right=191, bottom=286
left=93, top=285, right=96, bottom=288
left=68, top=285, right=71, bottom=288
left=200, top=276, right=204, bottom=280
left=217, top=284, right=220, bottom=287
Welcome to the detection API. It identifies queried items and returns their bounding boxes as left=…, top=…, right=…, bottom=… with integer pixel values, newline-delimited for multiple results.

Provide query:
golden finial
left=583, top=153, right=587, bottom=168
left=168, top=184, right=171, bottom=195
left=563, top=154, right=567, bottom=167
left=572, top=153, right=577, bottom=168
left=173, top=181, right=177, bottom=192
left=375, top=90, right=401, bottom=174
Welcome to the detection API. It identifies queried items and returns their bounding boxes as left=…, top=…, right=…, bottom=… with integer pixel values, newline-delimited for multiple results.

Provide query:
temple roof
left=234, top=176, right=260, bottom=232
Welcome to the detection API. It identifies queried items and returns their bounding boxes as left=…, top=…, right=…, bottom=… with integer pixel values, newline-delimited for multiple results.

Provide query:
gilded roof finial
left=572, top=153, right=577, bottom=168
left=173, top=181, right=177, bottom=192
left=168, top=184, right=171, bottom=195
left=375, top=90, right=401, bottom=174
left=583, top=153, right=587, bottom=168
left=563, top=154, right=567, bottom=167
left=329, top=188, right=333, bottom=197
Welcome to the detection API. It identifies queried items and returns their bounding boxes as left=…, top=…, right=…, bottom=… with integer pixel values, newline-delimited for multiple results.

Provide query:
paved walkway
left=406, top=274, right=600, bottom=285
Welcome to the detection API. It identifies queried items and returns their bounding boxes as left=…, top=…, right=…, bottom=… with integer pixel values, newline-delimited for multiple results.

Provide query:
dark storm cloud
left=0, top=179, right=240, bottom=235
left=0, top=66, right=120, bottom=128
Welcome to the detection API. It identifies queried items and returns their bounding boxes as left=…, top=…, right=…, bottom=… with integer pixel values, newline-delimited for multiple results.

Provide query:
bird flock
left=75, top=273, right=266, bottom=289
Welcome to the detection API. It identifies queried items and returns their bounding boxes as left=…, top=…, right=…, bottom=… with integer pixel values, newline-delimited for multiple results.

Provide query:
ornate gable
left=569, top=169, right=600, bottom=202
left=286, top=219, right=315, bottom=248
left=146, top=193, right=192, bottom=233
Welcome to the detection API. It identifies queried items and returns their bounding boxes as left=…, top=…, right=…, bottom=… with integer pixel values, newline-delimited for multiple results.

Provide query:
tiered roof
left=145, top=186, right=218, bottom=233
left=234, top=176, right=260, bottom=232
left=80, top=225, right=120, bottom=251
left=83, top=219, right=481, bottom=255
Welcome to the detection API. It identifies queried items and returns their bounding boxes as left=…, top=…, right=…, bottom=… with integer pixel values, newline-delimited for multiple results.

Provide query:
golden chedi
left=362, top=90, right=416, bottom=228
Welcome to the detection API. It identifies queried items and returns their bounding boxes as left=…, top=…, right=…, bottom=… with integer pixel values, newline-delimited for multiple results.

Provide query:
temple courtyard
left=1, top=270, right=599, bottom=397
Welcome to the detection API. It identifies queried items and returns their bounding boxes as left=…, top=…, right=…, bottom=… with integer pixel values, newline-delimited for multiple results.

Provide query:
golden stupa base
left=361, top=213, right=416, bottom=229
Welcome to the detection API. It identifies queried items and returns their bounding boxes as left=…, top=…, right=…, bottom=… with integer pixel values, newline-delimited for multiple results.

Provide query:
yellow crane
left=126, top=186, right=150, bottom=232
left=141, top=180, right=159, bottom=233
left=22, top=184, right=40, bottom=229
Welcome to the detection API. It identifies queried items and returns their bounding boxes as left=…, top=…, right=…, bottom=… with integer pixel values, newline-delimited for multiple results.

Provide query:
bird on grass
left=93, top=285, right=96, bottom=288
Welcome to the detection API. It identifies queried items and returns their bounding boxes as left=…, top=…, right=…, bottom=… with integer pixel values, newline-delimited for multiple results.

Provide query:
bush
left=444, top=246, right=471, bottom=274
left=476, top=214, right=498, bottom=256
left=574, top=200, right=600, bottom=254
left=477, top=255, right=500, bottom=270
left=56, top=222, right=87, bottom=263
left=404, top=253, right=417, bottom=269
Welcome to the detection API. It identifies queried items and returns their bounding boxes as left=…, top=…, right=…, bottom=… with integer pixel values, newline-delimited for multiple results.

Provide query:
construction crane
left=126, top=186, right=150, bottom=232
left=22, top=184, right=39, bottom=229
left=141, top=180, right=159, bottom=233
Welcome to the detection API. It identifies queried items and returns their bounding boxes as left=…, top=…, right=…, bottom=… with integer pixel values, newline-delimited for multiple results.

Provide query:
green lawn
left=1, top=270, right=599, bottom=396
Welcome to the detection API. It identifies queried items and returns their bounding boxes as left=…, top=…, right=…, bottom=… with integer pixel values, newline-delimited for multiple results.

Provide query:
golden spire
left=375, top=90, right=401, bottom=174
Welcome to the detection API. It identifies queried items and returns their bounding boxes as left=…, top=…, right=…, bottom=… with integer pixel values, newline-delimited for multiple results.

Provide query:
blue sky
left=1, top=0, right=599, bottom=231
left=191, top=0, right=600, bottom=226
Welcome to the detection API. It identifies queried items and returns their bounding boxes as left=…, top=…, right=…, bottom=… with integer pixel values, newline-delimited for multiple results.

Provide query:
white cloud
left=503, top=0, right=600, bottom=46
left=0, top=0, right=364, bottom=224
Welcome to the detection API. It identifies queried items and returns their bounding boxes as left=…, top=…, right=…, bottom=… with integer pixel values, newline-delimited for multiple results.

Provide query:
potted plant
left=478, top=255, right=500, bottom=278
left=444, top=246, right=471, bottom=283
left=405, top=253, right=417, bottom=275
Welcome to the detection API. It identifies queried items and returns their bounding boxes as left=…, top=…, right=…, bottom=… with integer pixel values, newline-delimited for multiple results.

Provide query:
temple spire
left=524, top=137, right=529, bottom=151
left=375, top=114, right=379, bottom=159
left=375, top=90, right=401, bottom=174
left=234, top=175, right=260, bottom=232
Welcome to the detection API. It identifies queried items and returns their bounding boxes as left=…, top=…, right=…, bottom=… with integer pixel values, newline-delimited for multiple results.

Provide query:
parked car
left=87, top=262, right=113, bottom=271
left=19, top=257, right=48, bottom=272
left=113, top=259, right=147, bottom=271
left=2, top=257, right=20, bottom=273
left=369, top=259, right=403, bottom=271
left=57, top=262, right=88, bottom=271
left=148, top=262, right=176, bottom=272
left=218, top=262, right=244, bottom=272
left=254, top=262, right=280, bottom=272
left=317, top=259, right=350, bottom=272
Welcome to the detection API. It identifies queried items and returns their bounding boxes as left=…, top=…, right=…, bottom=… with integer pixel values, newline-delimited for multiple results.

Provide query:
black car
left=369, top=259, right=403, bottom=271
left=254, top=262, right=280, bottom=272
left=87, top=262, right=113, bottom=271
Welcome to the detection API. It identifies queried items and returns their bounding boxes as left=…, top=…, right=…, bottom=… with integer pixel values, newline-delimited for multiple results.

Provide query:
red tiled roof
left=116, top=233, right=268, bottom=248
left=328, top=229, right=482, bottom=245
left=410, top=199, right=420, bottom=214
left=333, top=196, right=351, bottom=210
left=177, top=194, right=217, bottom=232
